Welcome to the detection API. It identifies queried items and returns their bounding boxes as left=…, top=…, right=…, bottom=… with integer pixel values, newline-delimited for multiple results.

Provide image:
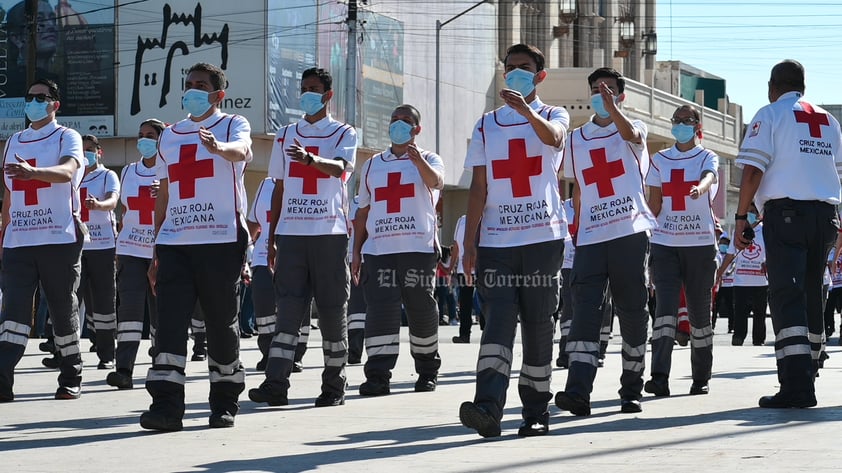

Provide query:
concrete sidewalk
left=1, top=321, right=841, bottom=472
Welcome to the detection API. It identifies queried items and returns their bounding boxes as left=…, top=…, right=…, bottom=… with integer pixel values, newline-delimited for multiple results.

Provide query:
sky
left=655, top=0, right=842, bottom=120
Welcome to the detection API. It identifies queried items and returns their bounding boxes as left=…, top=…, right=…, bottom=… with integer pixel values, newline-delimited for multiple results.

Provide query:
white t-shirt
left=358, top=148, right=442, bottom=256
left=269, top=116, right=357, bottom=236
left=3, top=121, right=85, bottom=248
left=737, top=91, right=842, bottom=208
left=727, top=223, right=767, bottom=287
left=155, top=111, right=253, bottom=245
left=80, top=165, right=120, bottom=250
left=117, top=160, right=158, bottom=259
left=464, top=97, right=570, bottom=248
left=563, top=120, right=657, bottom=246
left=648, top=145, right=719, bottom=247
left=246, top=177, right=275, bottom=268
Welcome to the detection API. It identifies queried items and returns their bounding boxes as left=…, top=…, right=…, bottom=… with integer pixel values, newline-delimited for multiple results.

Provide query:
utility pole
left=345, top=0, right=358, bottom=127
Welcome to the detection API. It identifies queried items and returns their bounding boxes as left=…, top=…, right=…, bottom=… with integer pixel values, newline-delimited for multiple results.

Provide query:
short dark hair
left=302, top=68, right=332, bottom=91
left=28, top=78, right=60, bottom=101
left=82, top=134, right=101, bottom=149
left=394, top=104, right=421, bottom=125
left=140, top=118, right=166, bottom=136
left=674, top=104, right=700, bottom=122
left=187, top=63, right=228, bottom=91
left=769, top=60, right=805, bottom=93
left=588, top=67, right=626, bottom=94
left=504, top=44, right=545, bottom=72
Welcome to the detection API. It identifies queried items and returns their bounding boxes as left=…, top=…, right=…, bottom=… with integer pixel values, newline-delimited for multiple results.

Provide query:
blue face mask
left=389, top=120, right=414, bottom=145
left=504, top=68, right=536, bottom=98
left=671, top=124, right=696, bottom=144
left=24, top=100, right=50, bottom=122
left=182, top=89, right=213, bottom=117
left=747, top=212, right=758, bottom=225
left=137, top=138, right=158, bottom=158
left=84, top=151, right=98, bottom=167
left=300, top=92, right=326, bottom=116
left=719, top=244, right=729, bottom=254
left=590, top=94, right=613, bottom=119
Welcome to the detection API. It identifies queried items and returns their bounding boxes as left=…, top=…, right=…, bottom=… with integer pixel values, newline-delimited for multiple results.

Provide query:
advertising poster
left=0, top=0, right=115, bottom=139
left=116, top=0, right=266, bottom=135
left=266, top=0, right=317, bottom=133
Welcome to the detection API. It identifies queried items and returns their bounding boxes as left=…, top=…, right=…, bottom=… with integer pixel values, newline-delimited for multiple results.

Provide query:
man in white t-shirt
left=0, top=78, right=85, bottom=402
left=458, top=44, right=569, bottom=438
left=142, top=63, right=252, bottom=431
left=249, top=68, right=356, bottom=409
left=352, top=104, right=444, bottom=396
left=555, top=67, right=656, bottom=416
left=644, top=105, right=719, bottom=397
left=734, top=60, right=842, bottom=408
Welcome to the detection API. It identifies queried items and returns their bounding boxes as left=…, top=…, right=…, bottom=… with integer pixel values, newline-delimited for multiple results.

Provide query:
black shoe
left=689, top=382, right=709, bottom=395
left=597, top=358, right=605, bottom=368
left=439, top=318, right=450, bottom=326
left=414, top=375, right=437, bottom=392
left=314, top=392, right=345, bottom=407
left=209, top=411, right=235, bottom=428
left=554, top=391, right=591, bottom=416
left=97, top=361, right=114, bottom=370
left=148, top=346, right=155, bottom=357
left=758, top=392, right=817, bottom=408
left=55, top=385, right=81, bottom=400
left=240, top=332, right=253, bottom=339
left=359, top=378, right=390, bottom=396
left=0, top=386, right=14, bottom=403
left=459, top=401, right=501, bottom=438
left=256, top=358, right=267, bottom=371
left=752, top=341, right=765, bottom=346
left=191, top=353, right=206, bottom=362
left=620, top=398, right=642, bottom=413
left=140, top=411, right=184, bottom=432
left=248, top=385, right=289, bottom=406
left=676, top=331, right=690, bottom=346
left=347, top=355, right=362, bottom=365
left=41, top=356, right=60, bottom=369
left=452, top=336, right=470, bottom=344
left=644, top=377, right=671, bottom=397
left=38, top=340, right=55, bottom=353
left=731, top=338, right=744, bottom=346
left=292, top=361, right=304, bottom=373
left=89, top=342, right=97, bottom=352
left=106, top=371, right=134, bottom=390
left=555, top=357, right=568, bottom=369
left=517, top=415, right=549, bottom=437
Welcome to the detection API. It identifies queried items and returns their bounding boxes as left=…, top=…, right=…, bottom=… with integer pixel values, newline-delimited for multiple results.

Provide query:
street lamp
left=436, top=0, right=492, bottom=154
left=642, top=29, right=658, bottom=56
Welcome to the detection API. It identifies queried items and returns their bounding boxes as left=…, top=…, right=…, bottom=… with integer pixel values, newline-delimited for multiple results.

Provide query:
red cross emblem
left=794, top=102, right=829, bottom=138
left=374, top=172, right=415, bottom=214
left=582, top=148, right=625, bottom=198
left=80, top=188, right=91, bottom=222
left=289, top=146, right=329, bottom=195
left=265, top=210, right=272, bottom=224
left=661, top=169, right=699, bottom=211
left=11, top=159, right=51, bottom=206
left=491, top=139, right=542, bottom=198
left=169, top=144, right=214, bottom=199
left=126, top=185, right=156, bottom=225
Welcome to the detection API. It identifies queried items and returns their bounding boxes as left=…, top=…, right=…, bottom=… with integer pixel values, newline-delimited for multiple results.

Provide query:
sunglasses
left=24, top=93, right=55, bottom=103
left=670, top=117, right=698, bottom=126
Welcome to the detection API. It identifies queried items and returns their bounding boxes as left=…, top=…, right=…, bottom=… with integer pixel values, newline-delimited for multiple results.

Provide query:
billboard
left=116, top=0, right=266, bottom=136
left=266, top=0, right=317, bottom=133
left=0, top=0, right=115, bottom=139
left=359, top=11, right=403, bottom=151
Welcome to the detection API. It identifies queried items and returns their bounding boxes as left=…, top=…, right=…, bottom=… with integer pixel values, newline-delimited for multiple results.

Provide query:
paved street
left=2, top=321, right=841, bottom=472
